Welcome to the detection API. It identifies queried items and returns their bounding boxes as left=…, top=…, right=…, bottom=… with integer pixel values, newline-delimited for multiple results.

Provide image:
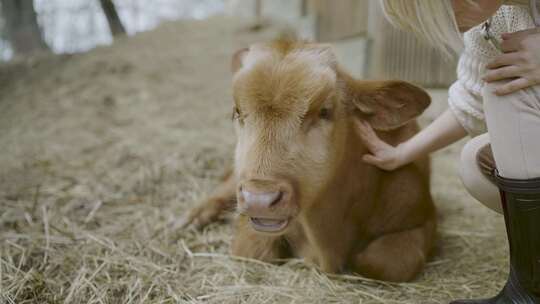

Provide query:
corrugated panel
left=366, top=0, right=456, bottom=87
left=309, top=0, right=369, bottom=41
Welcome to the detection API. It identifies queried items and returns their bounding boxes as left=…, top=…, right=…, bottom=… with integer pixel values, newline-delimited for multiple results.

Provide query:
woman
left=358, top=1, right=540, bottom=303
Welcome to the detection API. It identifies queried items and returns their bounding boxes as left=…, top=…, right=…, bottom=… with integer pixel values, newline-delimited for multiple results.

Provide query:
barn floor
left=0, top=17, right=509, bottom=304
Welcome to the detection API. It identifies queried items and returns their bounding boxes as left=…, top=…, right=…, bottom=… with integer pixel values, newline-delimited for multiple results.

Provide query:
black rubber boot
left=450, top=173, right=540, bottom=304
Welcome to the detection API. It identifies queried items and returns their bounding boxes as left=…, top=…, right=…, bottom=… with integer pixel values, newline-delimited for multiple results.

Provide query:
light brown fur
left=182, top=39, right=436, bottom=282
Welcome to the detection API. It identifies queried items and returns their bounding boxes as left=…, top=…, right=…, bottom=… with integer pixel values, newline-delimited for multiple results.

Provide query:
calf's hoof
left=179, top=199, right=228, bottom=229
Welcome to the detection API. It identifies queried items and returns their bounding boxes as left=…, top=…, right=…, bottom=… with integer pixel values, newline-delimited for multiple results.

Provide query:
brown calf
left=182, top=39, right=436, bottom=282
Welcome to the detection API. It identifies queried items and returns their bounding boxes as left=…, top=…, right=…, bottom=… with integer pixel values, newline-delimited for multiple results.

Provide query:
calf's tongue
left=249, top=217, right=288, bottom=232
left=254, top=218, right=282, bottom=226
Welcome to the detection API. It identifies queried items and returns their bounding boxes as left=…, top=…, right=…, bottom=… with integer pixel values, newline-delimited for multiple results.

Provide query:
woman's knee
left=482, top=82, right=540, bottom=179
left=459, top=135, right=503, bottom=214
left=483, top=81, right=540, bottom=111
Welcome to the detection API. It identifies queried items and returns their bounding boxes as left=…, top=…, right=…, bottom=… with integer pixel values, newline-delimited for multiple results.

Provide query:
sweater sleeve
left=447, top=79, right=487, bottom=137
left=446, top=5, right=534, bottom=137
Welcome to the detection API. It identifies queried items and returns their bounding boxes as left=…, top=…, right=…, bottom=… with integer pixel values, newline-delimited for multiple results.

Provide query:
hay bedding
left=0, top=16, right=509, bottom=304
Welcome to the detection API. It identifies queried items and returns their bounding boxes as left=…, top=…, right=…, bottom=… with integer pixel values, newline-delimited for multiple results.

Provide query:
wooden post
left=0, top=0, right=49, bottom=54
left=99, top=0, right=126, bottom=37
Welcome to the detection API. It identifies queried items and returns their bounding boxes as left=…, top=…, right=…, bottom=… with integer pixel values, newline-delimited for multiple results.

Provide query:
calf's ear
left=231, top=47, right=249, bottom=74
left=349, top=80, right=431, bottom=131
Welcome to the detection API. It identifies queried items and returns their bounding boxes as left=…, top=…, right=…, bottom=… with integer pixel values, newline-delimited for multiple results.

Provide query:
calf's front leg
left=180, top=171, right=237, bottom=229
left=352, top=220, right=435, bottom=282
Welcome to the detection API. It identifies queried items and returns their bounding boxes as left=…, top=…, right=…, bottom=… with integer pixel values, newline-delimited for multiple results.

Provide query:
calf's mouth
left=249, top=217, right=290, bottom=233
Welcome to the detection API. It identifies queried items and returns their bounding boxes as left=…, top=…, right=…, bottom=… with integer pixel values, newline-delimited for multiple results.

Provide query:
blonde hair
left=380, top=0, right=464, bottom=57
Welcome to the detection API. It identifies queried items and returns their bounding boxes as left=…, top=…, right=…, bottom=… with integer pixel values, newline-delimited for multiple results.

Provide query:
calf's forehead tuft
left=237, top=41, right=336, bottom=77
left=233, top=42, right=337, bottom=117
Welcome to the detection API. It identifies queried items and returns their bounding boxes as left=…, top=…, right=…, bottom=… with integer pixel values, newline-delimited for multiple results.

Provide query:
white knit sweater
left=448, top=5, right=537, bottom=136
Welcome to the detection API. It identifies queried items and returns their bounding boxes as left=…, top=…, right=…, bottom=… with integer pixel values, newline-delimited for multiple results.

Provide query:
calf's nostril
left=241, top=189, right=284, bottom=208
left=269, top=191, right=283, bottom=207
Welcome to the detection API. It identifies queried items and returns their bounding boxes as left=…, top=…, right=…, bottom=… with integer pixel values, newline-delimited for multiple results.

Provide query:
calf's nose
left=241, top=188, right=283, bottom=210
left=238, top=179, right=293, bottom=215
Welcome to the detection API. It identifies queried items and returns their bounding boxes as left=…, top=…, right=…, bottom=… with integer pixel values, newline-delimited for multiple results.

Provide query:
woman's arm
left=356, top=109, right=467, bottom=170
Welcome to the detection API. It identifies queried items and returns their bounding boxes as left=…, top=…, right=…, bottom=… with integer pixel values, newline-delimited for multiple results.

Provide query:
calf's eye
left=319, top=108, right=332, bottom=120
left=232, top=106, right=245, bottom=126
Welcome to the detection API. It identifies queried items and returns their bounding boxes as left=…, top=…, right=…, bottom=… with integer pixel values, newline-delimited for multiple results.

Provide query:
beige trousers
left=459, top=82, right=540, bottom=214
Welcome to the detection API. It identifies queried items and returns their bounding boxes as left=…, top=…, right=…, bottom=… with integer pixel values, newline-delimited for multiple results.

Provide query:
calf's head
left=231, top=40, right=430, bottom=235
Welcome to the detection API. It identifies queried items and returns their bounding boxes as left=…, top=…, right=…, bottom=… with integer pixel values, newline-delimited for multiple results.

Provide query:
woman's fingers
left=484, top=65, right=522, bottom=82
left=486, top=52, right=523, bottom=69
left=355, top=120, right=388, bottom=152
left=362, top=154, right=395, bottom=170
left=355, top=120, right=378, bottom=149
left=355, top=120, right=374, bottom=138
left=362, top=154, right=381, bottom=165
left=363, top=154, right=389, bottom=168
left=500, top=29, right=540, bottom=52
left=488, top=31, right=540, bottom=93
left=356, top=120, right=401, bottom=170
left=501, top=36, right=522, bottom=53
left=494, top=78, right=532, bottom=96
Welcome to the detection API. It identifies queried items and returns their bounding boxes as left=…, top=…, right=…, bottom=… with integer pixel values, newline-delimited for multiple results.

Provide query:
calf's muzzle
left=237, top=178, right=296, bottom=234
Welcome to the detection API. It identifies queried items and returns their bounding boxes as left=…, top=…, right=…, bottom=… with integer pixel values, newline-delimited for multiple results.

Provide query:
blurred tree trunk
left=0, top=0, right=49, bottom=55
left=99, top=0, right=126, bottom=37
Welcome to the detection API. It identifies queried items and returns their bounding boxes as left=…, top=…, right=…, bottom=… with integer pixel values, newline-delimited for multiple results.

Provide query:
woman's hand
left=355, top=120, right=408, bottom=171
left=355, top=110, right=467, bottom=171
left=484, top=28, right=540, bottom=95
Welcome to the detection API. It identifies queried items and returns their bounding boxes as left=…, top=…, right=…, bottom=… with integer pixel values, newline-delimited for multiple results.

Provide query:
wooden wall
left=365, top=0, right=457, bottom=87
left=226, top=0, right=457, bottom=87
left=308, top=0, right=369, bottom=41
